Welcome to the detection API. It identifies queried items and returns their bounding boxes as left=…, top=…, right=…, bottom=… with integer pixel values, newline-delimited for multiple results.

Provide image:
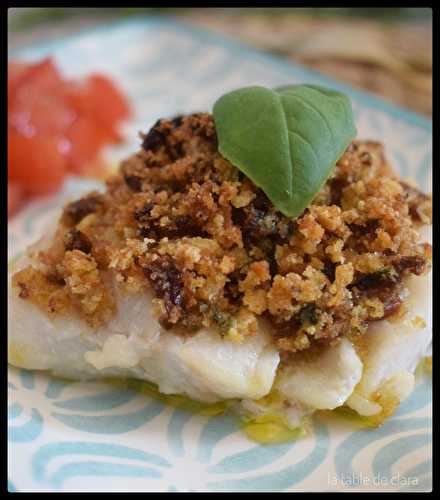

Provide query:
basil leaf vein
left=213, top=84, right=357, bottom=218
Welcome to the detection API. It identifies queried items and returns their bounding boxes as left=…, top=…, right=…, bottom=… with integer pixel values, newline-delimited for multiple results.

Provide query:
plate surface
left=8, top=17, right=432, bottom=492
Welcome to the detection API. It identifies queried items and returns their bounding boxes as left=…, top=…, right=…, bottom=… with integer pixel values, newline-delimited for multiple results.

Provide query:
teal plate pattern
left=8, top=17, right=432, bottom=492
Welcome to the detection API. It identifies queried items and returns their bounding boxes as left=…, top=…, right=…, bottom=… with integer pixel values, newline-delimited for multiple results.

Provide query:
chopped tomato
left=7, top=57, right=131, bottom=215
left=8, top=61, right=29, bottom=100
left=8, top=132, right=67, bottom=196
left=20, top=58, right=62, bottom=89
left=10, top=91, right=76, bottom=137
left=65, top=116, right=110, bottom=173
left=9, top=59, right=63, bottom=107
left=10, top=60, right=75, bottom=137
left=65, top=75, right=130, bottom=143
left=86, top=74, right=131, bottom=123
left=8, top=182, right=25, bottom=217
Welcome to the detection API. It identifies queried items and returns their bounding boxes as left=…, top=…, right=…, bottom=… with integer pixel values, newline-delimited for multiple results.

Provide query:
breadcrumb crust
left=12, top=113, right=431, bottom=354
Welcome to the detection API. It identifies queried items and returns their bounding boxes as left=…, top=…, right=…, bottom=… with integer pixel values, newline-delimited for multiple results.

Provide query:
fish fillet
left=8, top=223, right=431, bottom=419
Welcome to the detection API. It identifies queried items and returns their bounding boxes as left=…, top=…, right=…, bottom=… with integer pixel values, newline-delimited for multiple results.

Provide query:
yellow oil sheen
left=105, top=378, right=304, bottom=444
left=240, top=414, right=305, bottom=444
left=8, top=342, right=26, bottom=367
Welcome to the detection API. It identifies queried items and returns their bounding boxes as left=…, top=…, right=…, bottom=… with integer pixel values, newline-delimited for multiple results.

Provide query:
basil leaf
left=213, top=84, right=356, bottom=217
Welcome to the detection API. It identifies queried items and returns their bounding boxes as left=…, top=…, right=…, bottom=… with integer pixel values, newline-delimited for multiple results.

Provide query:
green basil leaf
left=213, top=84, right=356, bottom=217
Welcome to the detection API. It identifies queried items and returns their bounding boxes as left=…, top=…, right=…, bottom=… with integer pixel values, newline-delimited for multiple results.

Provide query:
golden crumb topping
left=12, top=113, right=432, bottom=354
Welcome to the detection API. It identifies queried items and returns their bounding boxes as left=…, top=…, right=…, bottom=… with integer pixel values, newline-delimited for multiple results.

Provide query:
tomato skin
left=64, top=116, right=109, bottom=173
left=8, top=58, right=63, bottom=109
left=9, top=60, right=75, bottom=138
left=8, top=181, right=25, bottom=217
left=8, top=62, right=29, bottom=103
left=65, top=75, right=130, bottom=144
left=8, top=132, right=67, bottom=196
left=18, top=58, right=62, bottom=90
left=9, top=93, right=76, bottom=139
left=86, top=75, right=131, bottom=123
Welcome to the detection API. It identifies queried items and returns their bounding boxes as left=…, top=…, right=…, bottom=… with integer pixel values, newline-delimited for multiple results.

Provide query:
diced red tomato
left=7, top=57, right=131, bottom=216
left=8, top=181, right=25, bottom=217
left=18, top=58, right=63, bottom=93
left=8, top=132, right=67, bottom=196
left=9, top=59, right=63, bottom=105
left=10, top=91, right=76, bottom=138
left=8, top=61, right=29, bottom=99
left=64, top=75, right=130, bottom=143
left=86, top=74, right=131, bottom=123
left=65, top=116, right=110, bottom=173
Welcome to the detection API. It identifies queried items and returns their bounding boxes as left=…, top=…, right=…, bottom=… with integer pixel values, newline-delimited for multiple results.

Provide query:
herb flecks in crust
left=12, top=114, right=432, bottom=354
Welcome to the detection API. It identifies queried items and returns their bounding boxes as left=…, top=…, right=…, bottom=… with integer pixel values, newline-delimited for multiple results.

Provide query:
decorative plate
left=8, top=17, right=432, bottom=492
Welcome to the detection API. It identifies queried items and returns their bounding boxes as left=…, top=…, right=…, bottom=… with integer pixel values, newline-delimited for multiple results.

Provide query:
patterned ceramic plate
left=8, top=17, right=432, bottom=492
